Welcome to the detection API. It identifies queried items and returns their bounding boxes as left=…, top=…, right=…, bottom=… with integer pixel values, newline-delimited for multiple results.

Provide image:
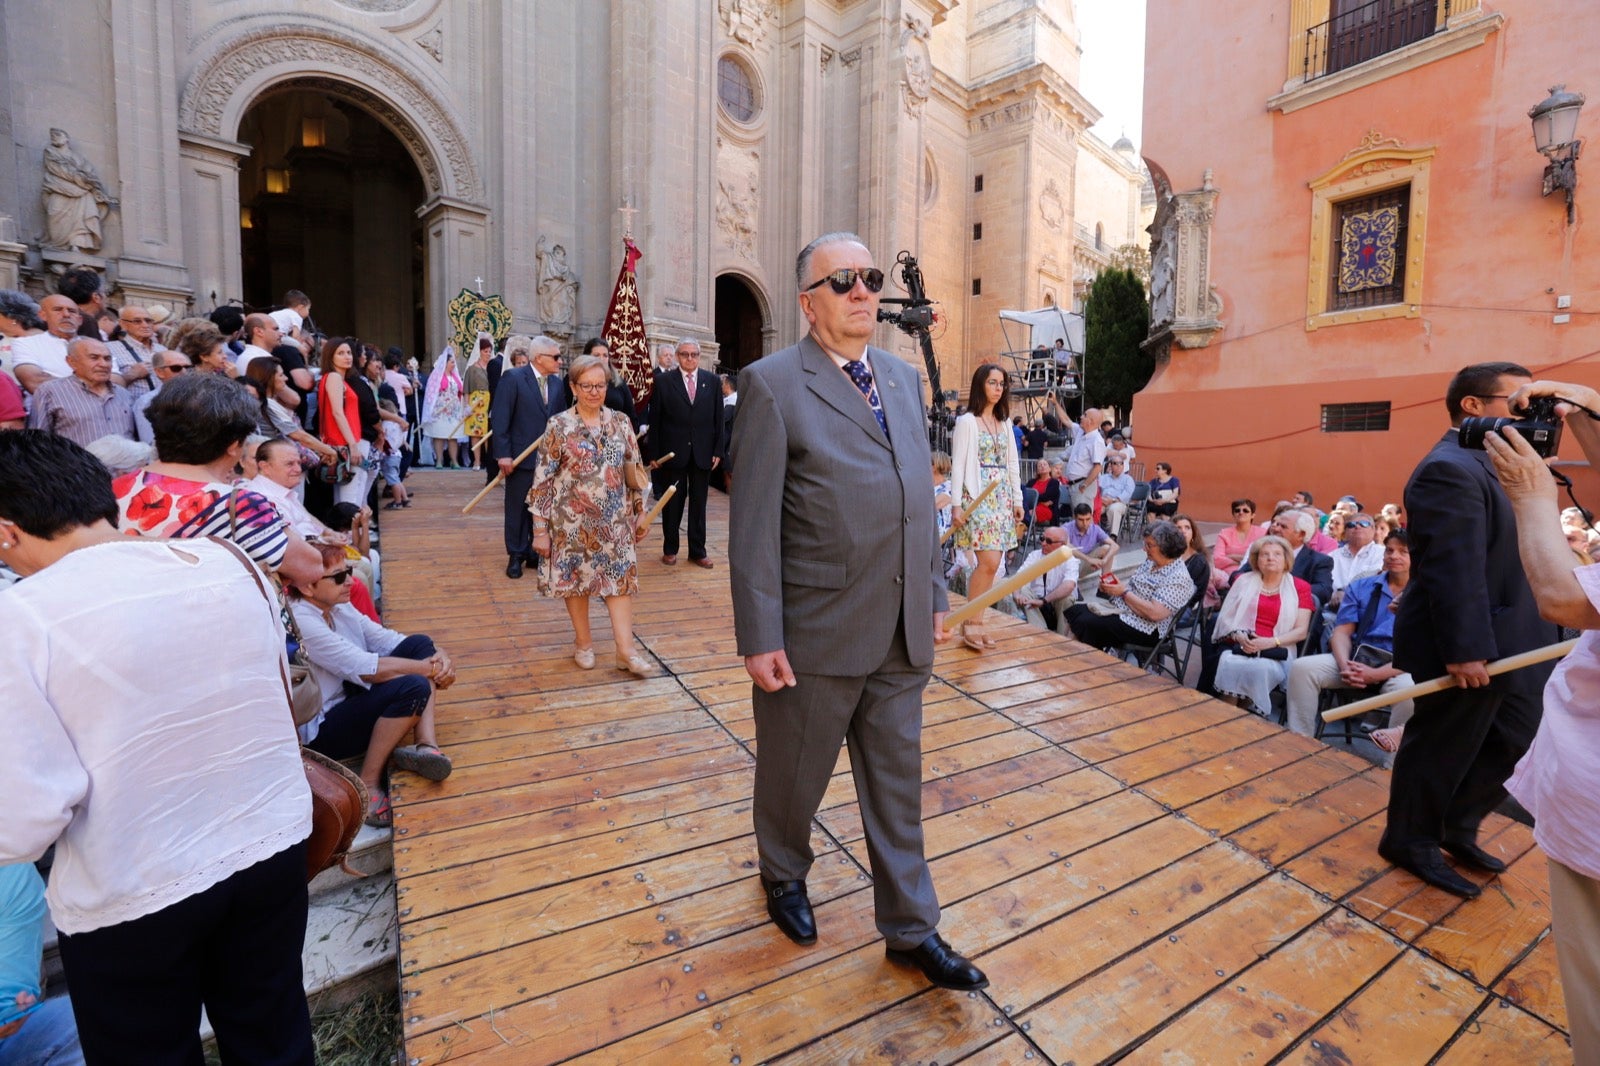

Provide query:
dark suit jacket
left=488, top=365, right=569, bottom=472
left=1393, top=430, right=1558, bottom=688
left=645, top=367, right=725, bottom=471
left=728, top=338, right=946, bottom=675
left=1235, top=545, right=1333, bottom=606
left=486, top=354, right=504, bottom=399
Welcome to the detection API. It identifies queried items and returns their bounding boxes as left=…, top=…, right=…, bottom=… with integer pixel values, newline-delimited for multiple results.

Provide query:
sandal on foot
left=1370, top=726, right=1404, bottom=753
left=365, top=789, right=393, bottom=828
left=384, top=501, right=405, bottom=510
left=391, top=743, right=453, bottom=781
left=960, top=624, right=988, bottom=653
left=574, top=645, right=596, bottom=670
left=615, top=652, right=651, bottom=676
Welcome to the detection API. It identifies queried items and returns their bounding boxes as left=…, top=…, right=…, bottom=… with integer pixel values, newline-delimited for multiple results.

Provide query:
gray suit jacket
left=729, top=336, right=947, bottom=675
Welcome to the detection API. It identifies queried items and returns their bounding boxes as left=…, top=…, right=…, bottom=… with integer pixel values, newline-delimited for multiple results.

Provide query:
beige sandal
left=573, top=645, right=596, bottom=670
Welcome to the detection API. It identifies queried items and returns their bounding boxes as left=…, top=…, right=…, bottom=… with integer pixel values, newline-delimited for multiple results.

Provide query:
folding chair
left=1115, top=583, right=1206, bottom=683
left=1114, top=482, right=1151, bottom=545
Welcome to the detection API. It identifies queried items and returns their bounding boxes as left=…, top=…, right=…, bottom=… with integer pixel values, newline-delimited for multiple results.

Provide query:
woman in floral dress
left=530, top=354, right=651, bottom=675
left=949, top=363, right=1023, bottom=651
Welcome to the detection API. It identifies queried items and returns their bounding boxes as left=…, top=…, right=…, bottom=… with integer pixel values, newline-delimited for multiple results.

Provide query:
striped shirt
left=26, top=375, right=136, bottom=448
left=111, top=337, right=161, bottom=397
left=112, top=469, right=290, bottom=573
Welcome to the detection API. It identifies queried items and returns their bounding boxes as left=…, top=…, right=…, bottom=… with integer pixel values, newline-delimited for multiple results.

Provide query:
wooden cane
left=941, top=478, right=1001, bottom=545
left=460, top=432, right=545, bottom=515
left=442, top=418, right=467, bottom=441
left=470, top=429, right=493, bottom=456
left=943, top=546, right=1074, bottom=631
left=638, top=484, right=677, bottom=530
left=647, top=451, right=675, bottom=471
left=1320, top=638, right=1578, bottom=722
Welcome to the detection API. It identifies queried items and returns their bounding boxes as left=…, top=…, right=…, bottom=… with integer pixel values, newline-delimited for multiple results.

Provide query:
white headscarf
left=421, top=344, right=461, bottom=424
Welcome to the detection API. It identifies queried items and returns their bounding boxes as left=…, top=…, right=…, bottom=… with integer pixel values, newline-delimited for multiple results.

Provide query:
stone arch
left=178, top=20, right=482, bottom=204
left=714, top=270, right=773, bottom=373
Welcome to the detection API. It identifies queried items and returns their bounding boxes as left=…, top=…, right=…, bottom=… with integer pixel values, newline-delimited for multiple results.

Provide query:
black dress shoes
left=886, top=933, right=989, bottom=991
left=1378, top=842, right=1482, bottom=899
left=1442, top=838, right=1508, bottom=874
left=761, top=878, right=817, bottom=945
left=506, top=554, right=524, bottom=579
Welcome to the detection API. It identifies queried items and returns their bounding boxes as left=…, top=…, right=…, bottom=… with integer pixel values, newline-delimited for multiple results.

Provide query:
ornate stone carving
left=1340, top=128, right=1405, bottom=162
left=840, top=47, right=862, bottom=70
left=901, top=16, right=932, bottom=117
left=718, top=0, right=772, bottom=48
left=1038, top=179, right=1065, bottom=232
left=40, top=129, right=118, bottom=253
left=1145, top=169, right=1222, bottom=352
left=820, top=45, right=834, bottom=73
left=178, top=22, right=481, bottom=202
left=535, top=235, right=579, bottom=334
left=415, top=24, right=442, bottom=62
left=716, top=138, right=759, bottom=259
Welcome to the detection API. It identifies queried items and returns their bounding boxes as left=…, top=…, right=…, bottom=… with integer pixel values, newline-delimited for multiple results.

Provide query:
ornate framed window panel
left=1305, top=138, right=1433, bottom=330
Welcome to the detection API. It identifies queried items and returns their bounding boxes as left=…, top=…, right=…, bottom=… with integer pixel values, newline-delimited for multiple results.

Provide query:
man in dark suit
left=1381, top=362, right=1558, bottom=898
left=728, top=231, right=985, bottom=991
left=645, top=338, right=725, bottom=567
left=488, top=335, right=568, bottom=579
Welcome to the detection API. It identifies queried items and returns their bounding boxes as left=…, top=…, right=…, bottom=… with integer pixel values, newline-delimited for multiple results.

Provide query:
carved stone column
left=418, top=196, right=489, bottom=358
left=177, top=133, right=249, bottom=312
left=0, top=216, right=25, bottom=290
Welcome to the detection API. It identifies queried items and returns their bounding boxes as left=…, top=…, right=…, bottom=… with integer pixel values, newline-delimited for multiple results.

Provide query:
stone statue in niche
left=716, top=140, right=759, bottom=259
left=41, top=129, right=117, bottom=253
left=1147, top=194, right=1177, bottom=327
left=536, top=236, right=579, bottom=334
left=901, top=16, right=932, bottom=116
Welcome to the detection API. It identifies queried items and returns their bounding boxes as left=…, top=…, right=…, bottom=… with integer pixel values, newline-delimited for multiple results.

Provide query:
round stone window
left=717, top=55, right=759, bottom=123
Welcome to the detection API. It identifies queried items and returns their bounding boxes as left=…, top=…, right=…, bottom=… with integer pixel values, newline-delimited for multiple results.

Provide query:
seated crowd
left=0, top=277, right=452, bottom=1062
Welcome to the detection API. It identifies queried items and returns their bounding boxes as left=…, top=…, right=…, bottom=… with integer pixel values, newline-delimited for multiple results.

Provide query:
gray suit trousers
left=751, top=618, right=940, bottom=950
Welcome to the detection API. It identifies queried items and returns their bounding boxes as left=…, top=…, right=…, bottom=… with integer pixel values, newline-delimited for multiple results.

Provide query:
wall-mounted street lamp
left=1530, top=85, right=1585, bottom=224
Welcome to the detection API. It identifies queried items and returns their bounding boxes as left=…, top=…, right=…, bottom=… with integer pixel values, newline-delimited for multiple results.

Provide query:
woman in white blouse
left=289, top=542, right=457, bottom=827
left=0, top=429, right=314, bottom=1063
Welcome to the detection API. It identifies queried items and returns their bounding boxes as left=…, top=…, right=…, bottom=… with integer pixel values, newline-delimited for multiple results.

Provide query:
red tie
left=686, top=373, right=696, bottom=402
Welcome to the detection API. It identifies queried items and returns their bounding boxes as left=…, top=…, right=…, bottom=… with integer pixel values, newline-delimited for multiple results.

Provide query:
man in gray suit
left=728, top=232, right=987, bottom=991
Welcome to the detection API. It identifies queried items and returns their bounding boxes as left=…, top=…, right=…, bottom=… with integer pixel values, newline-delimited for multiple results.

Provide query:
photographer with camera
left=1480, top=377, right=1600, bottom=1061
left=1379, top=362, right=1562, bottom=900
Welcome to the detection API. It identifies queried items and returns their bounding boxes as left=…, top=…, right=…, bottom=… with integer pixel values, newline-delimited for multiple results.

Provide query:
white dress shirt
left=8, top=332, right=71, bottom=380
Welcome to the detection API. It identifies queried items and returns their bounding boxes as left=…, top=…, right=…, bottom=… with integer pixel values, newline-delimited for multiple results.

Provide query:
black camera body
left=1459, top=396, right=1564, bottom=458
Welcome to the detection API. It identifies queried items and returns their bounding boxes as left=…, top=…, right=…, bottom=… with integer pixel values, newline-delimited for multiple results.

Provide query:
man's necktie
left=686, top=373, right=696, bottom=403
left=843, top=360, right=889, bottom=439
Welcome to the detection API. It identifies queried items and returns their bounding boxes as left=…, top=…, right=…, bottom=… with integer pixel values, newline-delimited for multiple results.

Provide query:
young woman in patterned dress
left=949, top=363, right=1023, bottom=652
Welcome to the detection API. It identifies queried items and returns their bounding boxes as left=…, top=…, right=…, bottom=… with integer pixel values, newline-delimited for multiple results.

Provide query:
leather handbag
left=624, top=459, right=651, bottom=492
left=298, top=748, right=370, bottom=881
left=314, top=444, right=355, bottom=485
left=279, top=606, right=324, bottom=727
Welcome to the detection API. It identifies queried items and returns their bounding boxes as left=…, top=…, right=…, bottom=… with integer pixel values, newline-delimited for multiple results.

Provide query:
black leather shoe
left=886, top=934, right=989, bottom=991
left=1442, top=839, right=1508, bottom=874
left=505, top=554, right=524, bottom=579
left=761, top=878, right=817, bottom=945
left=1378, top=842, right=1481, bottom=899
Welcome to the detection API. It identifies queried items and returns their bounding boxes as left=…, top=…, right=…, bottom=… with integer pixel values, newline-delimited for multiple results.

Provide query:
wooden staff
left=470, top=429, right=493, bottom=456
left=1321, top=638, right=1578, bottom=722
left=638, top=484, right=677, bottom=530
left=943, top=546, right=1073, bottom=631
left=441, top=418, right=467, bottom=441
left=460, top=432, right=545, bottom=515
left=647, top=451, right=675, bottom=471
left=940, top=478, right=1001, bottom=545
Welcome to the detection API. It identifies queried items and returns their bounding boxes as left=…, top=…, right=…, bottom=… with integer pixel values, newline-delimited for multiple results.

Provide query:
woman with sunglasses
left=530, top=354, right=651, bottom=674
left=948, top=363, right=1023, bottom=651
left=1212, top=497, right=1266, bottom=586
left=289, top=542, right=456, bottom=827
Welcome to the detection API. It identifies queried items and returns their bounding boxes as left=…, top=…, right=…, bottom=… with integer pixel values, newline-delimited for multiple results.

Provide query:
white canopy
left=998, top=306, right=1085, bottom=355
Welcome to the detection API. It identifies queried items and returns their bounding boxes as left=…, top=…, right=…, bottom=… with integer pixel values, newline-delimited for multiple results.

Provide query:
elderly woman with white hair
left=1212, top=534, right=1315, bottom=715
left=1064, top=520, right=1196, bottom=651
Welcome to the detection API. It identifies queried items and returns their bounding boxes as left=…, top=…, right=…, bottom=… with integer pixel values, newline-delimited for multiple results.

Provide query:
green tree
left=1084, top=267, right=1153, bottom=419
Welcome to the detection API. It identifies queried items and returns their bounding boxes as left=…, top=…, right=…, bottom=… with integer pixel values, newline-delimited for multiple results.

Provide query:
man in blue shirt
left=1286, top=529, right=1413, bottom=745
left=1064, top=502, right=1116, bottom=590
left=1098, top=454, right=1136, bottom=536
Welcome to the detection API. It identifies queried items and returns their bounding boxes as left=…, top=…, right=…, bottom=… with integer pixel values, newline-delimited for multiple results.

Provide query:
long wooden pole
left=638, top=484, right=677, bottom=530
left=460, top=432, right=545, bottom=515
left=940, top=478, right=1001, bottom=545
left=944, top=546, right=1074, bottom=631
left=470, top=429, right=493, bottom=456
left=1321, top=638, right=1577, bottom=722
left=647, top=451, right=674, bottom=471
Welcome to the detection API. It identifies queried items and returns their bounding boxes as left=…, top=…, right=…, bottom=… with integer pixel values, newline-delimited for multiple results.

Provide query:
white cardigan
left=949, top=411, right=1022, bottom=514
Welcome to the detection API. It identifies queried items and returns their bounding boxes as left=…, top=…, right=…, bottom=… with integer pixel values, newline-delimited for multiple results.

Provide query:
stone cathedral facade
left=0, top=0, right=1142, bottom=387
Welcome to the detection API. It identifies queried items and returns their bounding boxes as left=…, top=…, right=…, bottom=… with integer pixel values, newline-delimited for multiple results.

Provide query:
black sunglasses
left=1232, top=506, right=1253, bottom=514
left=802, top=268, right=885, bottom=295
left=1348, top=519, right=1373, bottom=528
left=322, top=567, right=353, bottom=585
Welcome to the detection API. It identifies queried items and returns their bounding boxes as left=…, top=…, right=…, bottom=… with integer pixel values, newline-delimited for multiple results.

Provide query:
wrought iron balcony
left=1303, top=0, right=1446, bottom=81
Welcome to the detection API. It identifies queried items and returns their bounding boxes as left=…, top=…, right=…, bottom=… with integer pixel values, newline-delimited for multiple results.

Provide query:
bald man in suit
left=728, top=232, right=986, bottom=991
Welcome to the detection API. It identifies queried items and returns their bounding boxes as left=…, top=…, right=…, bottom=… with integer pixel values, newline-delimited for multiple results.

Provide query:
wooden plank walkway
left=380, top=469, right=1570, bottom=1064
